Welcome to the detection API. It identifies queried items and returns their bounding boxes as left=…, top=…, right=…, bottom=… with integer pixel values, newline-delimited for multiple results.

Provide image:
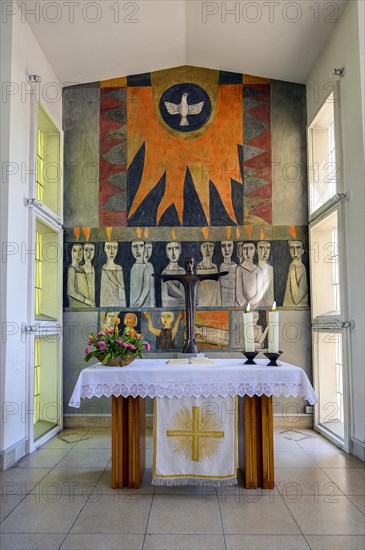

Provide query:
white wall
left=0, top=4, right=62, bottom=463
left=307, top=1, right=365, bottom=458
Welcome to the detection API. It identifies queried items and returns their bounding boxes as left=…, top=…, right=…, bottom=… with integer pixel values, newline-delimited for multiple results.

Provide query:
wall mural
left=64, top=238, right=309, bottom=310
left=63, top=65, right=309, bottom=355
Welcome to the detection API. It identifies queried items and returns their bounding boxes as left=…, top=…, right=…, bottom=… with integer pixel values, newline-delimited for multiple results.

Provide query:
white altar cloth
left=69, top=358, right=317, bottom=408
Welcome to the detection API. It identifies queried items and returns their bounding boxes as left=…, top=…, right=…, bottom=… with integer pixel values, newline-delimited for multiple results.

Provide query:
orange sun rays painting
left=127, top=84, right=243, bottom=226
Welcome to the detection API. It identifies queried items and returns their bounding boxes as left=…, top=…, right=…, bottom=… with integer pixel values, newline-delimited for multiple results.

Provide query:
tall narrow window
left=36, top=130, right=44, bottom=203
left=308, top=85, right=350, bottom=451
left=308, top=92, right=340, bottom=215
left=33, top=335, right=61, bottom=441
left=27, top=100, right=63, bottom=452
left=34, top=219, right=61, bottom=321
left=36, top=104, right=62, bottom=217
left=310, top=209, right=341, bottom=318
left=314, top=331, right=344, bottom=441
left=34, top=337, right=41, bottom=425
left=35, top=231, right=42, bottom=316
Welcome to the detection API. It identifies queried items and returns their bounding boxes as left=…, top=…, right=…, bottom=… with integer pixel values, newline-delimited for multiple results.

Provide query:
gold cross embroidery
left=167, top=406, right=224, bottom=461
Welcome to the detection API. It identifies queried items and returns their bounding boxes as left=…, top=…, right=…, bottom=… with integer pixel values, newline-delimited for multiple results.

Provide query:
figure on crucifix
left=153, top=256, right=228, bottom=353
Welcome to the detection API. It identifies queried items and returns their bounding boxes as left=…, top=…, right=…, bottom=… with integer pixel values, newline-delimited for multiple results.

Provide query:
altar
left=69, top=358, right=317, bottom=489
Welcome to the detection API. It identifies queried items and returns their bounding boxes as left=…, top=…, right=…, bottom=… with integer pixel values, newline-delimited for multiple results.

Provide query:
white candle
left=268, top=301, right=279, bottom=353
left=243, top=303, right=255, bottom=352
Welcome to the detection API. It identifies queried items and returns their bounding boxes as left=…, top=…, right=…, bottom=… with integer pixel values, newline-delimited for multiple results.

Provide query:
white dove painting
left=164, top=93, right=205, bottom=127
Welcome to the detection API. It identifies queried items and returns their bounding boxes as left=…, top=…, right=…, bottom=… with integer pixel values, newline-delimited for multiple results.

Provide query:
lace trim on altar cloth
left=69, top=382, right=317, bottom=407
left=151, top=477, right=238, bottom=487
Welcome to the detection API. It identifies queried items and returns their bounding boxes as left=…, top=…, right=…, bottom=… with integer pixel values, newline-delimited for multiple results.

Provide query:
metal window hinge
left=338, top=192, right=349, bottom=201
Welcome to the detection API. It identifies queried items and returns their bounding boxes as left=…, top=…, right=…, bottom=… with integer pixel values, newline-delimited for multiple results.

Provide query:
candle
left=243, top=303, right=255, bottom=352
left=268, top=301, right=279, bottom=353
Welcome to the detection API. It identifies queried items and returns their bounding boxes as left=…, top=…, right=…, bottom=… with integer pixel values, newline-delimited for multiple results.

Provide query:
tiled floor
left=0, top=428, right=364, bottom=550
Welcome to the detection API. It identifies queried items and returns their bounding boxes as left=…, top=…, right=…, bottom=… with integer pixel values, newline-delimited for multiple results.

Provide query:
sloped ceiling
left=20, top=0, right=349, bottom=85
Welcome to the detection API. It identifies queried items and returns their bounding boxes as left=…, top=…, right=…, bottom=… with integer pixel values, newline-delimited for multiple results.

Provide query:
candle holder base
left=264, top=351, right=283, bottom=366
left=241, top=351, right=259, bottom=365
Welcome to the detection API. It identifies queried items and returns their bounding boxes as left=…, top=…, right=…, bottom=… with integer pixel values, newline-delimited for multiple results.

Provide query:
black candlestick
left=264, top=351, right=283, bottom=366
left=241, top=350, right=258, bottom=365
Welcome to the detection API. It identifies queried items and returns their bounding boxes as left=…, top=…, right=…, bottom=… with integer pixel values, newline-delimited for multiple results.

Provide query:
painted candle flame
left=246, top=303, right=251, bottom=313
left=272, top=301, right=277, bottom=311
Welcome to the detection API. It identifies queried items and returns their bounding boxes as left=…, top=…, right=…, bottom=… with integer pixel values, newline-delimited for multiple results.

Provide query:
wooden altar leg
left=244, top=395, right=262, bottom=488
left=127, top=396, right=146, bottom=489
left=260, top=395, right=274, bottom=489
left=111, top=396, right=146, bottom=489
left=111, top=396, right=128, bottom=489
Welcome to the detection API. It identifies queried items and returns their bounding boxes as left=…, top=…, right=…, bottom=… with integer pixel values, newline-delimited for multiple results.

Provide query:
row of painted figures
left=67, top=240, right=308, bottom=309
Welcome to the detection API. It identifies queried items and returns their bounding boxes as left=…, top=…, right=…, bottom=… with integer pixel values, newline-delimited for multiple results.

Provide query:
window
left=308, top=92, right=340, bottom=216
left=36, top=104, right=62, bottom=217
left=33, top=335, right=61, bottom=441
left=313, top=330, right=345, bottom=441
left=26, top=99, right=63, bottom=452
left=34, top=219, right=62, bottom=321
left=310, top=209, right=341, bottom=318
left=308, top=87, right=350, bottom=451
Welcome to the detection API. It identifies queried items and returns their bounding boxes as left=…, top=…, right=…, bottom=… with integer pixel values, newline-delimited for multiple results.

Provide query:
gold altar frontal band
left=152, top=396, right=238, bottom=479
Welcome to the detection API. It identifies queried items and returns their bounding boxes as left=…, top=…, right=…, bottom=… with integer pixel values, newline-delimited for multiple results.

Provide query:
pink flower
left=143, top=342, right=151, bottom=351
left=98, top=341, right=107, bottom=351
left=85, top=347, right=91, bottom=354
left=88, top=340, right=93, bottom=346
left=115, top=339, right=123, bottom=345
left=97, top=332, right=103, bottom=337
left=122, top=342, right=129, bottom=348
left=129, top=344, right=136, bottom=351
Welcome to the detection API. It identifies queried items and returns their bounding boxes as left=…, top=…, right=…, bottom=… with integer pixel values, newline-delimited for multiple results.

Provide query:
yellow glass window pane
left=35, top=233, right=42, bottom=316
left=34, top=338, right=41, bottom=424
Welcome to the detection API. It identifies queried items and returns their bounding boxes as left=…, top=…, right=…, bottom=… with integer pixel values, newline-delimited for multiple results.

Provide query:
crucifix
left=153, top=256, right=228, bottom=353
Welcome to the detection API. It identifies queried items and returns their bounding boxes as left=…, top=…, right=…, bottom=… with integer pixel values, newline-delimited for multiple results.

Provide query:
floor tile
left=276, top=429, right=315, bottom=444
left=305, top=535, right=365, bottom=549
left=275, top=468, right=343, bottom=496
left=219, top=494, right=300, bottom=535
left=274, top=448, right=318, bottom=468
left=274, top=435, right=302, bottom=449
left=296, top=434, right=341, bottom=451
left=285, top=495, right=365, bottom=535
left=0, top=534, right=65, bottom=549
left=307, top=449, right=365, bottom=468
left=60, top=533, right=144, bottom=549
left=0, top=495, right=86, bottom=533
left=154, top=483, right=216, bottom=496
left=0, top=494, right=23, bottom=522
left=147, top=495, right=222, bottom=535
left=70, top=494, right=152, bottom=534
left=39, top=431, right=85, bottom=449
left=144, top=534, right=225, bottom=549
left=75, top=431, right=111, bottom=449
left=347, top=495, right=365, bottom=515
left=322, top=467, right=365, bottom=495
left=0, top=468, right=50, bottom=495
left=225, top=534, right=310, bottom=549
left=95, top=467, right=154, bottom=495
left=55, top=447, right=111, bottom=469
left=15, top=448, right=70, bottom=468
left=32, top=468, right=104, bottom=495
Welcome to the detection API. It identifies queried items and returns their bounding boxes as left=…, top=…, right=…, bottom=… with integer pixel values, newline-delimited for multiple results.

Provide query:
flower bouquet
left=84, top=318, right=150, bottom=367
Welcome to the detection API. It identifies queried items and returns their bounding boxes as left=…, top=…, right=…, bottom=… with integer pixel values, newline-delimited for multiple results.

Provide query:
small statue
left=153, top=256, right=228, bottom=353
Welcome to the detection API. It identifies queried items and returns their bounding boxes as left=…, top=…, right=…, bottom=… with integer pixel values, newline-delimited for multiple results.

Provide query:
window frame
left=26, top=97, right=64, bottom=452
left=308, top=84, right=352, bottom=452
left=307, top=83, right=344, bottom=222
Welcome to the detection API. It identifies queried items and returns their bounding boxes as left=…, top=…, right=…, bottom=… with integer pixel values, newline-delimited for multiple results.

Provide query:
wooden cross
left=167, top=406, right=224, bottom=461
